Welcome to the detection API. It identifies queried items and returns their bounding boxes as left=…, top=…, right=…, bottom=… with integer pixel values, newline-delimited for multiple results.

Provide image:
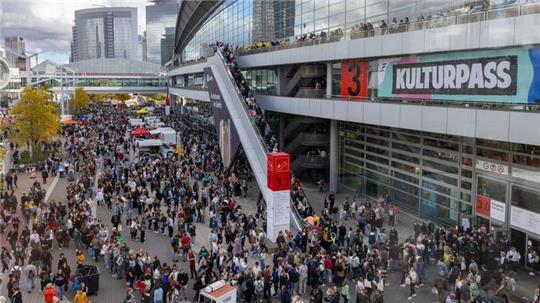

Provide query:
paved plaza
left=1, top=168, right=538, bottom=303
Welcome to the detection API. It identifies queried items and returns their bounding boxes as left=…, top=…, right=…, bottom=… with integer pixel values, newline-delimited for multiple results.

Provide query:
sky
left=0, top=0, right=150, bottom=65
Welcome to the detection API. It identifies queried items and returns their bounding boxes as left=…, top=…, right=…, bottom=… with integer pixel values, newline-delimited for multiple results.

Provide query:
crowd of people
left=0, top=91, right=539, bottom=303
left=213, top=41, right=540, bottom=303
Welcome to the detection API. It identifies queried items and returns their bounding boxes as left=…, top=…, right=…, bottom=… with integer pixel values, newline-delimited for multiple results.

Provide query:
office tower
left=71, top=7, right=138, bottom=62
left=160, top=27, right=175, bottom=66
left=145, top=0, right=178, bottom=65
left=4, top=36, right=26, bottom=70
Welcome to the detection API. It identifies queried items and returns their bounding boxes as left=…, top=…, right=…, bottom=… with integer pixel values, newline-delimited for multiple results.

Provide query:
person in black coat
left=10, top=286, right=22, bottom=303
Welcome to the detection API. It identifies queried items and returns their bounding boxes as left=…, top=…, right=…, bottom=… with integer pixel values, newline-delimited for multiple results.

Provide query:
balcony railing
left=255, top=91, right=540, bottom=112
left=238, top=2, right=540, bottom=56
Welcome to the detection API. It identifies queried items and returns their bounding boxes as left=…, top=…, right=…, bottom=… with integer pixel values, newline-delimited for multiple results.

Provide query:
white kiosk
left=199, top=280, right=236, bottom=303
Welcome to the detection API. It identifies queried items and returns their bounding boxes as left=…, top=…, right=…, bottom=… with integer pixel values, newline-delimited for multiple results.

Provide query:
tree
left=114, top=93, right=131, bottom=103
left=10, top=87, right=61, bottom=161
left=91, top=94, right=110, bottom=103
left=71, top=87, right=90, bottom=116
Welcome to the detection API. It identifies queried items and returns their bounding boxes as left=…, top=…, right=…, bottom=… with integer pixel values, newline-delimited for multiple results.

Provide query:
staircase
left=206, top=49, right=305, bottom=232
left=283, top=65, right=326, bottom=97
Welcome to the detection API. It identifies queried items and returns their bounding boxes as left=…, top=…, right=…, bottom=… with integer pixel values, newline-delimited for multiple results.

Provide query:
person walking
left=73, top=288, right=88, bottom=303
left=407, top=267, right=417, bottom=300
left=341, top=279, right=351, bottom=303
left=43, top=283, right=58, bottom=303
left=24, top=263, right=37, bottom=293
left=52, top=268, right=66, bottom=300
left=10, top=287, right=22, bottom=303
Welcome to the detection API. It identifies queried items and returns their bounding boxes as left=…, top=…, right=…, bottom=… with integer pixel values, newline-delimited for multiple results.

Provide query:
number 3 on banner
left=341, top=61, right=368, bottom=99
left=348, top=63, right=361, bottom=96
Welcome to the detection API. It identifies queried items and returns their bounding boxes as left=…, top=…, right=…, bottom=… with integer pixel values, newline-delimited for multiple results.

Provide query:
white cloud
left=0, top=0, right=149, bottom=64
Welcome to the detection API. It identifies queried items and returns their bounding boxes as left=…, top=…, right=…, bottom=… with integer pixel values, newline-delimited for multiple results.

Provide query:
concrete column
left=279, top=114, right=285, bottom=150
left=326, top=62, right=332, bottom=98
left=329, top=119, right=339, bottom=193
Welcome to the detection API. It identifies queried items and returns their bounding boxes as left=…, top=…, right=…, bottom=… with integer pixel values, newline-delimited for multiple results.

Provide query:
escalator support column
left=329, top=119, right=339, bottom=193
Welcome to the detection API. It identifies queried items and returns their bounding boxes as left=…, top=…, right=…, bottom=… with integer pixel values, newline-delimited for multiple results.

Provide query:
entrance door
left=528, top=236, right=540, bottom=272
left=511, top=229, right=527, bottom=266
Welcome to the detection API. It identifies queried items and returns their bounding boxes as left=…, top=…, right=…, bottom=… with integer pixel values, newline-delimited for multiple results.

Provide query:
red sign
left=341, top=60, right=369, bottom=99
left=476, top=195, right=491, bottom=218
left=267, top=152, right=291, bottom=191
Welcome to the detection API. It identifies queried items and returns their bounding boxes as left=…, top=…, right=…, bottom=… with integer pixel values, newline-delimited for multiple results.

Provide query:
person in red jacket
left=181, top=232, right=191, bottom=261
left=188, top=249, right=197, bottom=278
left=324, top=256, right=334, bottom=284
left=43, top=283, right=58, bottom=303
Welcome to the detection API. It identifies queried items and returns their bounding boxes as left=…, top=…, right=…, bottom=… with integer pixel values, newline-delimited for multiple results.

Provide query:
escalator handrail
left=215, top=48, right=305, bottom=231
left=215, top=49, right=268, bottom=157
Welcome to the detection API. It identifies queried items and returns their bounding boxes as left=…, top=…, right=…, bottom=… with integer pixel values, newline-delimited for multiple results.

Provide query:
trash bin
left=76, top=265, right=100, bottom=295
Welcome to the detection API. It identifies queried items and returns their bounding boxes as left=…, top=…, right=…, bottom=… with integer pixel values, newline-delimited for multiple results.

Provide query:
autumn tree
left=114, top=93, right=131, bottom=104
left=10, top=87, right=61, bottom=161
left=70, top=87, right=90, bottom=116
left=91, top=94, right=110, bottom=103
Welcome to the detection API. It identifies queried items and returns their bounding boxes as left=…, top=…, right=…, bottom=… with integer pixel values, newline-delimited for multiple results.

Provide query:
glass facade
left=338, top=122, right=540, bottom=228
left=113, top=16, right=135, bottom=59
left=145, top=0, right=178, bottom=65
left=71, top=78, right=165, bottom=87
left=72, top=8, right=138, bottom=62
left=179, top=0, right=526, bottom=61
left=243, top=69, right=278, bottom=95
left=171, top=73, right=206, bottom=90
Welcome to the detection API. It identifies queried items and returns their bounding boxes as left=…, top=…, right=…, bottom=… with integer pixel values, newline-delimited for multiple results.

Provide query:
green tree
left=114, top=93, right=131, bottom=103
left=71, top=87, right=90, bottom=116
left=10, top=87, right=61, bottom=161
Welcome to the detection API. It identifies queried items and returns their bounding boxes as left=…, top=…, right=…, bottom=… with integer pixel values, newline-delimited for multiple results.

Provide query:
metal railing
left=215, top=48, right=307, bottom=230
left=254, top=92, right=540, bottom=112
left=238, top=2, right=540, bottom=56
left=215, top=49, right=269, bottom=158
left=297, top=154, right=330, bottom=168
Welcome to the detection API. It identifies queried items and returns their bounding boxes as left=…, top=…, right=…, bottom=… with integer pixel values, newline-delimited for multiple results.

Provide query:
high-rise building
left=142, top=31, right=148, bottom=62
left=137, top=34, right=144, bottom=61
left=71, top=7, right=138, bottom=62
left=145, top=0, right=177, bottom=65
left=160, top=27, right=175, bottom=66
left=252, top=1, right=295, bottom=43
left=4, top=36, right=26, bottom=70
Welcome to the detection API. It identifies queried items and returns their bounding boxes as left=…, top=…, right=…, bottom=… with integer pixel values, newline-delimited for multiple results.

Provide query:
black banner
left=391, top=56, right=518, bottom=95
left=204, top=67, right=240, bottom=168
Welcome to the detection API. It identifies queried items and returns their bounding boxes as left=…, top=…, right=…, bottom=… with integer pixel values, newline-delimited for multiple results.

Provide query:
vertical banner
left=204, top=67, right=240, bottom=168
left=340, top=60, right=369, bottom=99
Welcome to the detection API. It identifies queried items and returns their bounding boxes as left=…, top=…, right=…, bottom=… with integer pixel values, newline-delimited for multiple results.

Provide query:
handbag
left=431, top=287, right=439, bottom=295
left=118, top=224, right=123, bottom=232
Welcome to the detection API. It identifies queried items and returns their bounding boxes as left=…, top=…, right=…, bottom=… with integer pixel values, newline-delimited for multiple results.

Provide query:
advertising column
left=267, top=152, right=291, bottom=242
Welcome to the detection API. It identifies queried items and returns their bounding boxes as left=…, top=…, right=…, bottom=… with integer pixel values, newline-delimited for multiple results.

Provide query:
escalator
left=205, top=49, right=305, bottom=232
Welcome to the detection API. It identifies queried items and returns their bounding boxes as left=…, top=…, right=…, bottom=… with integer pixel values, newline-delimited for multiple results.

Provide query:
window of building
left=477, top=147, right=509, bottom=162
left=477, top=176, right=506, bottom=202
left=511, top=186, right=540, bottom=214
